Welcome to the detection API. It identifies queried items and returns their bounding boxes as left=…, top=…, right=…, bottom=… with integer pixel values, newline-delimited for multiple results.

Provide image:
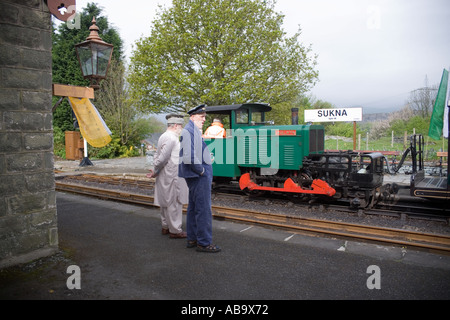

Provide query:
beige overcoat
left=153, top=130, right=189, bottom=207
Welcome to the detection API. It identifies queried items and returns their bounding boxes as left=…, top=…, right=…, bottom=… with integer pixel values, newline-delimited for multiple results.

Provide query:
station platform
left=1, top=190, right=449, bottom=302
left=54, top=156, right=152, bottom=176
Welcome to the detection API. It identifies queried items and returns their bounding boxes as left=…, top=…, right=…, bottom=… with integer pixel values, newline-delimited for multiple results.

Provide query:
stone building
left=0, top=0, right=58, bottom=268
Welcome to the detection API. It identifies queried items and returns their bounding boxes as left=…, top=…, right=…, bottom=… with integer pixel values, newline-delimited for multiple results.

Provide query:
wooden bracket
left=52, top=84, right=94, bottom=112
left=52, top=84, right=94, bottom=99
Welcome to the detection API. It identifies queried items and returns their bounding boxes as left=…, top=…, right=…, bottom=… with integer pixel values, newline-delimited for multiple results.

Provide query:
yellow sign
left=68, top=97, right=111, bottom=148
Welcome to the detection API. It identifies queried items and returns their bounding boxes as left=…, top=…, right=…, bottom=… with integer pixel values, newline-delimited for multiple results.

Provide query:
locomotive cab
left=204, top=103, right=273, bottom=131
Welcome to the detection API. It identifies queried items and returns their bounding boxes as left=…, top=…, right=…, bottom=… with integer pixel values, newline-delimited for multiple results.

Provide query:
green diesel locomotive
left=204, top=103, right=385, bottom=208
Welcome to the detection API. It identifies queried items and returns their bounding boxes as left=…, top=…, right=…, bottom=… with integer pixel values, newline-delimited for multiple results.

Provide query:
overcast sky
left=56, top=0, right=450, bottom=114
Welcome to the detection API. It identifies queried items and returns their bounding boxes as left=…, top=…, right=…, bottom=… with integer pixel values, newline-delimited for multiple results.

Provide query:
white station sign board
left=305, top=107, right=362, bottom=122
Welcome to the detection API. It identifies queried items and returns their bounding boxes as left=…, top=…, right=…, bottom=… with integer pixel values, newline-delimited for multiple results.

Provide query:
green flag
left=428, top=68, right=449, bottom=140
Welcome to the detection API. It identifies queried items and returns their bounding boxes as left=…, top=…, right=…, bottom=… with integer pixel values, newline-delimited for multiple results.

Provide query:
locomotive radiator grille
left=259, top=135, right=269, bottom=165
left=283, top=145, right=295, bottom=166
left=244, top=136, right=256, bottom=164
left=310, top=128, right=324, bottom=153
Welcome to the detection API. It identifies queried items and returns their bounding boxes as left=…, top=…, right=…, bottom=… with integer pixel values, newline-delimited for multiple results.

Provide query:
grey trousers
left=160, top=201, right=183, bottom=234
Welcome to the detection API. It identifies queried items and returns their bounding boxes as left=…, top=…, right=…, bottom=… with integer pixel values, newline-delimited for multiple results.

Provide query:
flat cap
left=187, top=104, right=207, bottom=115
left=166, top=113, right=185, bottom=125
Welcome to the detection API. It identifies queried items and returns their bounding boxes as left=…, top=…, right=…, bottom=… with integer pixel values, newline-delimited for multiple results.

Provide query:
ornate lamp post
left=75, top=17, right=114, bottom=89
left=74, top=17, right=114, bottom=166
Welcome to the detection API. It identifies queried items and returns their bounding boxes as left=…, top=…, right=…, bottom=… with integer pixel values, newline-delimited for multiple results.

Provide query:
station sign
left=304, top=107, right=362, bottom=122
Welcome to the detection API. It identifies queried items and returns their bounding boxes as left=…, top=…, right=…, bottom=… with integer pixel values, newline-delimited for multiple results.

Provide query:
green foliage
left=52, top=100, right=75, bottom=132
left=380, top=115, right=431, bottom=137
left=53, top=125, right=66, bottom=158
left=406, top=116, right=431, bottom=135
left=87, top=135, right=140, bottom=159
left=325, top=122, right=362, bottom=137
left=268, top=101, right=295, bottom=125
left=52, top=3, right=124, bottom=136
left=389, top=119, right=405, bottom=136
left=128, top=0, right=318, bottom=113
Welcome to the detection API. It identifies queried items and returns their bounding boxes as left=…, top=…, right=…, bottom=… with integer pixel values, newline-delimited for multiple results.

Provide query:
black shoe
left=196, top=244, right=221, bottom=253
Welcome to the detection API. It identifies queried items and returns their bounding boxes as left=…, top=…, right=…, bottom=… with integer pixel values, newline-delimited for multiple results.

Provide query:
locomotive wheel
left=350, top=189, right=377, bottom=209
left=287, top=171, right=313, bottom=203
left=240, top=172, right=267, bottom=196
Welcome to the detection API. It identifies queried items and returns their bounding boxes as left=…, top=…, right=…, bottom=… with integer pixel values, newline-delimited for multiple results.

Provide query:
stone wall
left=0, top=0, right=58, bottom=268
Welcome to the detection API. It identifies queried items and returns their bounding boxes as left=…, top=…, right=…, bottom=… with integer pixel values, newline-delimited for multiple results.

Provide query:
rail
left=55, top=180, right=450, bottom=253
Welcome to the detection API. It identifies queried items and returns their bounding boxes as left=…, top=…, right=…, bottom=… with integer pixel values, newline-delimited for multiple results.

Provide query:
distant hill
left=361, top=112, right=390, bottom=123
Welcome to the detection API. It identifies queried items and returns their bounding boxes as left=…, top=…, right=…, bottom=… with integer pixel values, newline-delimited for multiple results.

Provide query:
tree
left=94, top=60, right=164, bottom=147
left=128, top=0, right=318, bottom=114
left=52, top=2, right=124, bottom=132
left=94, top=60, right=138, bottom=146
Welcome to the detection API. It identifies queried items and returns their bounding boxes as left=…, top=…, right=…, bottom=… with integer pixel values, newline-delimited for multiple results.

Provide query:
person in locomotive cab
left=178, top=104, right=221, bottom=253
left=203, top=118, right=226, bottom=138
left=147, top=114, right=189, bottom=238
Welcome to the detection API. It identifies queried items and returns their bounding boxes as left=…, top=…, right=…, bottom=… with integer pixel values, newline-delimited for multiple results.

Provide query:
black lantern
left=75, top=17, right=114, bottom=89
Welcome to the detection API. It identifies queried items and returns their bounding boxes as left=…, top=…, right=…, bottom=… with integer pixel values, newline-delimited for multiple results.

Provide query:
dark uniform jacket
left=178, top=120, right=212, bottom=179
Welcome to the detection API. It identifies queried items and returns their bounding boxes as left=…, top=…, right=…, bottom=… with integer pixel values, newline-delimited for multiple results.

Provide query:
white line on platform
left=284, top=234, right=295, bottom=241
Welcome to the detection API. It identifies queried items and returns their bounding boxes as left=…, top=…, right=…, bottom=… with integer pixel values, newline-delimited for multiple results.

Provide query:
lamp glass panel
left=76, top=45, right=93, bottom=76
left=93, top=43, right=112, bottom=77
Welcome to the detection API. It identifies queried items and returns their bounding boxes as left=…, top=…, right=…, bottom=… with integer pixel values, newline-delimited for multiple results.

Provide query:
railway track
left=58, top=174, right=155, bottom=189
left=55, top=176, right=450, bottom=253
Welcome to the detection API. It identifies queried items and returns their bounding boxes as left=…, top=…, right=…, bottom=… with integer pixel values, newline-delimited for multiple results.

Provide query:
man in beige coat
left=148, top=114, right=189, bottom=238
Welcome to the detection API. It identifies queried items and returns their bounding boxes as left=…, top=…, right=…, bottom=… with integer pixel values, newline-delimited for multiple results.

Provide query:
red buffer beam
left=239, top=173, right=336, bottom=197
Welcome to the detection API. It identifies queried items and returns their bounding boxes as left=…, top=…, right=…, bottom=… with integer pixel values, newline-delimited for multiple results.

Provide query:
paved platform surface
left=1, top=191, right=449, bottom=302
left=54, top=156, right=152, bottom=176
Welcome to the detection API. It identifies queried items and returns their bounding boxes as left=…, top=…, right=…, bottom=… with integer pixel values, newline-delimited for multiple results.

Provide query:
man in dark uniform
left=179, top=105, right=221, bottom=253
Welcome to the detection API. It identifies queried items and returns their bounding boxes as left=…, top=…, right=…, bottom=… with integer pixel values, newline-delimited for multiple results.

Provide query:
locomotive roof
left=205, top=103, right=272, bottom=113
